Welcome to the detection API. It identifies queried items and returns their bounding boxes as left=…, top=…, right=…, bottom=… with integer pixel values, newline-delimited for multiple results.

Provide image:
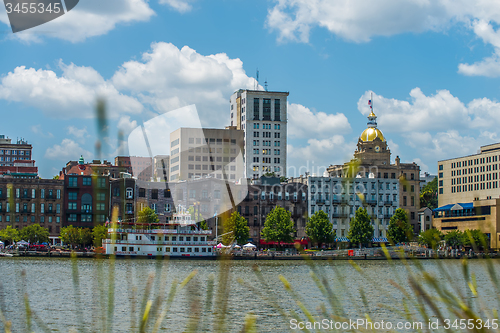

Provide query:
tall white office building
left=229, top=89, right=289, bottom=179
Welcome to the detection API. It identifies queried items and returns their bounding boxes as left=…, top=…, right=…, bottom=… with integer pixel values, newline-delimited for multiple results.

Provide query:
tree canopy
left=420, top=177, right=438, bottom=210
left=20, top=224, right=49, bottom=244
left=60, top=226, right=82, bottom=248
left=92, top=224, right=108, bottom=247
left=460, top=229, right=488, bottom=249
left=418, top=228, right=443, bottom=249
left=261, top=206, right=296, bottom=247
left=0, top=226, right=20, bottom=245
left=222, top=211, right=249, bottom=245
left=387, top=208, right=413, bottom=244
left=306, top=210, right=335, bottom=248
left=137, top=206, right=160, bottom=224
left=444, top=230, right=462, bottom=248
left=348, top=207, right=373, bottom=247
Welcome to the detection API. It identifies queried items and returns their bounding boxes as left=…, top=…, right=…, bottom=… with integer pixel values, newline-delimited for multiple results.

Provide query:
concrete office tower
left=168, top=127, right=244, bottom=182
left=230, top=89, right=289, bottom=179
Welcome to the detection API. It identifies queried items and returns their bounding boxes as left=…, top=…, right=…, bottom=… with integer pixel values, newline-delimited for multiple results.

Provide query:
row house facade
left=0, top=177, right=64, bottom=239
left=236, top=178, right=308, bottom=245
left=307, top=176, right=399, bottom=240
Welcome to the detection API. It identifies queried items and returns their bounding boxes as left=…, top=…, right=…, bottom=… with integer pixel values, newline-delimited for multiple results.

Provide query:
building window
left=152, top=189, right=158, bottom=199
left=139, top=188, right=146, bottom=197
left=69, top=177, right=78, bottom=187
left=274, top=99, right=281, bottom=121
left=126, top=188, right=133, bottom=199
left=82, top=177, right=92, bottom=186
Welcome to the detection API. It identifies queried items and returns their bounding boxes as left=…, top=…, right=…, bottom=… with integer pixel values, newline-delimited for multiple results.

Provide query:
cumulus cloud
left=287, top=135, right=356, bottom=177
left=67, top=126, right=88, bottom=139
left=356, top=89, right=500, bottom=133
left=112, top=42, right=257, bottom=127
left=159, top=0, right=193, bottom=13
left=266, top=0, right=500, bottom=76
left=31, top=125, right=53, bottom=138
left=117, top=116, right=138, bottom=136
left=0, top=0, right=155, bottom=43
left=0, top=62, right=143, bottom=119
left=288, top=103, right=351, bottom=139
left=45, top=138, right=92, bottom=160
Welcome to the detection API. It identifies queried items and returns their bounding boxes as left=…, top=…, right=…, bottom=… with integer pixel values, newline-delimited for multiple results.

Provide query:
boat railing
left=103, top=239, right=216, bottom=246
left=107, top=228, right=212, bottom=235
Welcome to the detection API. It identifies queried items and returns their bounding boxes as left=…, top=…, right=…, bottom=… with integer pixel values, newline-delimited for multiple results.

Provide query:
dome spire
left=367, top=92, right=377, bottom=128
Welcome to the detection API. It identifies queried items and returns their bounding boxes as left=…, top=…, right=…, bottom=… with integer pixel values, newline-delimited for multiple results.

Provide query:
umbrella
left=243, top=243, right=256, bottom=248
left=216, top=243, right=227, bottom=248
left=234, top=244, right=241, bottom=249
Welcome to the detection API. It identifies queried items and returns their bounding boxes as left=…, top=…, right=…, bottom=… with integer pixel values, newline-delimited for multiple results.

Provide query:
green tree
left=20, top=224, right=49, bottom=244
left=92, top=224, right=108, bottom=247
left=261, top=206, right=296, bottom=248
left=0, top=226, right=20, bottom=245
left=137, top=206, right=160, bottom=224
left=420, top=177, right=438, bottom=210
left=306, top=210, right=335, bottom=248
left=198, top=220, right=209, bottom=230
left=444, top=230, right=463, bottom=248
left=222, top=211, right=250, bottom=245
left=80, top=228, right=93, bottom=247
left=60, top=226, right=82, bottom=248
left=387, top=208, right=413, bottom=245
left=348, top=207, right=374, bottom=247
left=461, top=229, right=488, bottom=249
left=418, top=228, right=442, bottom=249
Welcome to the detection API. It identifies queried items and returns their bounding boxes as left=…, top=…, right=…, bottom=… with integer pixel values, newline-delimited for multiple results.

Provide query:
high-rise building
left=327, top=110, right=421, bottom=233
left=168, top=127, right=244, bottom=182
left=0, top=135, right=37, bottom=178
left=433, top=142, right=500, bottom=249
left=229, top=89, right=289, bottom=179
left=115, top=156, right=153, bottom=181
left=153, top=155, right=170, bottom=182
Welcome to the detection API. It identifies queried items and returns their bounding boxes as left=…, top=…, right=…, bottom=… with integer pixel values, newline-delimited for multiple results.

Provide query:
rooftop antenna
left=265, top=79, right=268, bottom=91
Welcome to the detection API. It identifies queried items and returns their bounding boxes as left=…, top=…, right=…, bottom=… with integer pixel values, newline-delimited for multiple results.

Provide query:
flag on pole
left=368, top=100, right=372, bottom=109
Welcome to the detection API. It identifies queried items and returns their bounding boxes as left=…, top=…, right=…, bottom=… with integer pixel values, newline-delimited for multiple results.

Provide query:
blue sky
left=1, top=0, right=500, bottom=178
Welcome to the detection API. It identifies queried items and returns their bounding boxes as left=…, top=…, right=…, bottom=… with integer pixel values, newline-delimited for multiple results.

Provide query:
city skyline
left=1, top=1, right=500, bottom=178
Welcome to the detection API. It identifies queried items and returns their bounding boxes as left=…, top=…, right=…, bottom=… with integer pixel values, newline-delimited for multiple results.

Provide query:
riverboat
left=102, top=208, right=215, bottom=257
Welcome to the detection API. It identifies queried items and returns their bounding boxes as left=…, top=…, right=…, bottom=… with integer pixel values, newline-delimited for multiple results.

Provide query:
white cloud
left=159, top=0, right=193, bottom=13
left=45, top=138, right=92, bottom=160
left=117, top=116, right=138, bottom=136
left=67, top=126, right=88, bottom=139
left=287, top=135, right=356, bottom=177
left=266, top=0, right=500, bottom=76
left=288, top=103, right=351, bottom=139
left=112, top=42, right=257, bottom=127
left=0, top=62, right=143, bottom=119
left=356, top=88, right=500, bottom=133
left=0, top=0, right=155, bottom=43
left=31, top=125, right=53, bottom=138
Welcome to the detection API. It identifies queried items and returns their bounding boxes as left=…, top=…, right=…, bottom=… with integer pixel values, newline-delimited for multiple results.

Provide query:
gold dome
left=360, top=128, right=385, bottom=142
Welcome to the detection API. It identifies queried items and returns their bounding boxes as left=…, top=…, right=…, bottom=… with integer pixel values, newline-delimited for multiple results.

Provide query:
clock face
left=375, top=146, right=380, bottom=152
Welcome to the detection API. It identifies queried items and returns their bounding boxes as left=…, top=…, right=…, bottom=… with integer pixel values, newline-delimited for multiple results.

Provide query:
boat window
left=200, top=237, right=205, bottom=242
left=166, top=247, right=170, bottom=252
left=172, top=236, right=176, bottom=241
left=186, top=237, right=191, bottom=241
left=208, top=248, right=212, bottom=252
left=195, top=248, right=199, bottom=252
left=180, top=248, right=185, bottom=252
left=129, top=247, right=134, bottom=252
left=151, top=236, right=155, bottom=241
left=202, top=248, right=206, bottom=252
left=173, top=248, right=177, bottom=252
left=193, top=237, right=198, bottom=241
left=179, top=236, right=184, bottom=241
left=187, top=248, right=192, bottom=252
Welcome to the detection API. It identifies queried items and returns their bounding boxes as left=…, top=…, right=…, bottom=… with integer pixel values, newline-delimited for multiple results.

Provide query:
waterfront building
left=168, top=127, right=244, bottom=182
left=418, top=207, right=433, bottom=232
left=153, top=155, right=169, bottom=182
left=59, top=156, right=111, bottom=228
left=0, top=177, right=64, bottom=242
left=307, top=176, right=399, bottom=240
left=229, top=89, right=288, bottom=179
left=135, top=180, right=175, bottom=224
left=0, top=135, right=37, bottom=178
left=434, top=142, right=500, bottom=249
left=115, top=156, right=153, bottom=181
left=109, top=174, right=137, bottom=224
left=327, top=110, right=421, bottom=233
left=420, top=172, right=437, bottom=189
left=236, top=177, right=308, bottom=246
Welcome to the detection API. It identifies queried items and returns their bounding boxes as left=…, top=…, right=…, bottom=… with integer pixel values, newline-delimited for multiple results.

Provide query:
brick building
left=0, top=177, right=64, bottom=241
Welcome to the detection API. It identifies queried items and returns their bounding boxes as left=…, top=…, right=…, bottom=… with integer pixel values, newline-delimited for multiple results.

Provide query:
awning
left=372, top=237, right=388, bottom=243
left=335, top=237, right=350, bottom=242
left=433, top=202, right=473, bottom=212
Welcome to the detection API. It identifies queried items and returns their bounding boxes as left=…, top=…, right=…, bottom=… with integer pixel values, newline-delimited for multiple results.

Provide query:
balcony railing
left=384, top=201, right=393, bottom=205
left=332, top=213, right=349, bottom=218
left=383, top=214, right=392, bottom=219
left=366, top=200, right=377, bottom=205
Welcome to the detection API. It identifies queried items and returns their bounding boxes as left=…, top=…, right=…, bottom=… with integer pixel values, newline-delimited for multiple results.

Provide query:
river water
left=0, top=258, right=499, bottom=332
